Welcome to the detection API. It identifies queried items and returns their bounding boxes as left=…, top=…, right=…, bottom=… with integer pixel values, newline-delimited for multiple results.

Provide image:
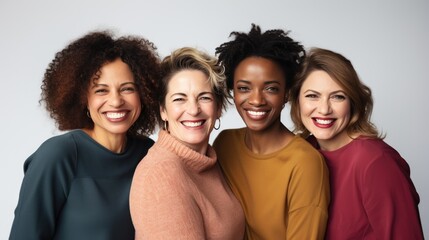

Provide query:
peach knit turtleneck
left=129, top=130, right=245, bottom=240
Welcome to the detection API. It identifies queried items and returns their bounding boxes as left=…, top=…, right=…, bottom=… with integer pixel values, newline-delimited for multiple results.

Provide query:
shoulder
left=354, top=137, right=396, bottom=152
left=215, top=128, right=243, bottom=140
left=282, top=136, right=328, bottom=177
left=25, top=131, right=79, bottom=167
left=213, top=128, right=244, bottom=147
left=131, top=145, right=188, bottom=205
left=351, top=138, right=402, bottom=163
left=353, top=138, right=410, bottom=173
left=133, top=143, right=184, bottom=181
left=39, top=130, right=79, bottom=150
left=288, top=136, right=324, bottom=162
left=23, top=131, right=80, bottom=180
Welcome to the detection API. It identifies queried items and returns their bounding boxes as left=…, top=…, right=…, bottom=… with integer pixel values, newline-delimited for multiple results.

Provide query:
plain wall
left=1, top=0, right=428, bottom=238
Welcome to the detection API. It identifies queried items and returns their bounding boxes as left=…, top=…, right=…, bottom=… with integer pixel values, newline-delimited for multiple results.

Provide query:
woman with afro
left=9, top=30, right=160, bottom=240
left=213, top=24, right=330, bottom=239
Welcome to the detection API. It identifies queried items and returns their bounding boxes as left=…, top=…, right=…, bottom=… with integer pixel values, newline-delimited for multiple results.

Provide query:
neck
left=83, top=128, right=128, bottom=153
left=244, top=124, right=294, bottom=155
left=317, top=132, right=355, bottom=151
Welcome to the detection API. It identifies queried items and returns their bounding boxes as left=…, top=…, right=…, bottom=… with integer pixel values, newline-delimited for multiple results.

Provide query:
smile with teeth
left=313, top=118, right=334, bottom=125
left=106, top=112, right=127, bottom=119
left=247, top=110, right=267, bottom=116
left=182, top=121, right=204, bottom=127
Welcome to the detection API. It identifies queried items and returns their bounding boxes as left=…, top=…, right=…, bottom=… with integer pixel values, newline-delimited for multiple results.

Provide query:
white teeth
left=106, top=112, right=126, bottom=119
left=247, top=110, right=266, bottom=116
left=183, top=121, right=203, bottom=127
left=315, top=118, right=333, bottom=125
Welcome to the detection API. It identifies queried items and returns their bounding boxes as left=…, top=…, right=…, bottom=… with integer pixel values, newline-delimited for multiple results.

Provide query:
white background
left=1, top=0, right=428, bottom=238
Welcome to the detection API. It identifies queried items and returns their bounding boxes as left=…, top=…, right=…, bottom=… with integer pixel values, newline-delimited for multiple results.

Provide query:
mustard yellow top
left=213, top=128, right=330, bottom=240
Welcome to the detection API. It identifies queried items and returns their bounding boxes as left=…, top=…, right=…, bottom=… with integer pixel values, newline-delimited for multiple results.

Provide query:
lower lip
left=312, top=118, right=334, bottom=128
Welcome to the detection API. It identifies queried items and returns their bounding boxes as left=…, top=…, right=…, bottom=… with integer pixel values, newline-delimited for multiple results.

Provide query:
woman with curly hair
left=213, top=24, right=330, bottom=239
left=9, top=30, right=160, bottom=240
left=289, top=47, right=424, bottom=239
left=129, top=47, right=245, bottom=239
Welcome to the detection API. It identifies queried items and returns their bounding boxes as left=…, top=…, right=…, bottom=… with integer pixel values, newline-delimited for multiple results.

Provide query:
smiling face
left=299, top=70, right=352, bottom=151
left=233, top=57, right=287, bottom=132
left=161, top=69, right=220, bottom=154
left=87, top=58, right=141, bottom=139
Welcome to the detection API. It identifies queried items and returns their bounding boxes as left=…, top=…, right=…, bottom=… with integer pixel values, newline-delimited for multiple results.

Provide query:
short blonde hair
left=158, top=47, right=228, bottom=116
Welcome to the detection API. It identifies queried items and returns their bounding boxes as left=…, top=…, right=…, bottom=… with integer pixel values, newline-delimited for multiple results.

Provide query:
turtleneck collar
left=156, top=130, right=217, bottom=172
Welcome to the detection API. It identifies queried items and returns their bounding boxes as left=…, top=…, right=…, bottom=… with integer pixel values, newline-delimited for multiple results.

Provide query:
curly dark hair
left=40, top=30, right=161, bottom=136
left=215, top=23, right=305, bottom=94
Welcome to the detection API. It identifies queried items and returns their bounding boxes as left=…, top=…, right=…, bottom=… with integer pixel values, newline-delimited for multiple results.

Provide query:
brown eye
left=94, top=88, right=108, bottom=94
left=304, top=94, right=318, bottom=98
left=121, top=87, right=136, bottom=93
left=199, top=95, right=213, bottom=102
left=236, top=86, right=249, bottom=92
left=331, top=95, right=346, bottom=101
left=266, top=87, right=279, bottom=93
left=172, top=97, right=185, bottom=102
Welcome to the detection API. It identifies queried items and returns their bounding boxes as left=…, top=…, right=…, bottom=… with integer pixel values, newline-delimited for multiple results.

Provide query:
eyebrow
left=302, top=89, right=319, bottom=94
left=169, top=91, right=214, bottom=98
left=236, top=79, right=281, bottom=85
left=91, top=81, right=136, bottom=88
left=302, top=89, right=346, bottom=95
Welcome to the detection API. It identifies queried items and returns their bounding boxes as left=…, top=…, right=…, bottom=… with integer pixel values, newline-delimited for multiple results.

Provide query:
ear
left=160, top=105, right=167, bottom=121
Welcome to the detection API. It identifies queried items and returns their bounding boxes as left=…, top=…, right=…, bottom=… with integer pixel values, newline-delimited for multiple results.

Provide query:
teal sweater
left=9, top=130, right=153, bottom=240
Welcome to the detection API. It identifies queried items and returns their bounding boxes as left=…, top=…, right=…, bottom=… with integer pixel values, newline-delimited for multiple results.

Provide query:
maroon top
left=309, top=136, right=424, bottom=239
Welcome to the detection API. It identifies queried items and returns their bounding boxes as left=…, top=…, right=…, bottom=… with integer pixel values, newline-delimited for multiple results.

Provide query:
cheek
left=162, top=104, right=183, bottom=121
left=272, top=95, right=286, bottom=107
left=123, top=92, right=140, bottom=105
left=299, top=101, right=312, bottom=116
left=87, top=96, right=101, bottom=110
left=336, top=101, right=351, bottom=118
left=132, top=94, right=141, bottom=106
left=201, top=102, right=218, bottom=115
left=233, top=97, right=240, bottom=106
left=131, top=95, right=141, bottom=111
left=232, top=90, right=244, bottom=103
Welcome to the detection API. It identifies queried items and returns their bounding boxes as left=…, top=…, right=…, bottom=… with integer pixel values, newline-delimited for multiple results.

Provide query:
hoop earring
left=163, top=120, right=169, bottom=132
left=86, top=110, right=91, bottom=119
left=214, top=118, right=221, bottom=130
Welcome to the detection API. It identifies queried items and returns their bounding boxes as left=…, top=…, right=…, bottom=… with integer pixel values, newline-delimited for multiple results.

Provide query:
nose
left=187, top=100, right=201, bottom=116
left=248, top=90, right=266, bottom=106
left=109, top=91, right=125, bottom=107
left=318, top=98, right=332, bottom=115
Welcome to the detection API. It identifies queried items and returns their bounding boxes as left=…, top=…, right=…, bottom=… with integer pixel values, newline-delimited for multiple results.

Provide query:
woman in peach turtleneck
left=129, top=47, right=245, bottom=240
